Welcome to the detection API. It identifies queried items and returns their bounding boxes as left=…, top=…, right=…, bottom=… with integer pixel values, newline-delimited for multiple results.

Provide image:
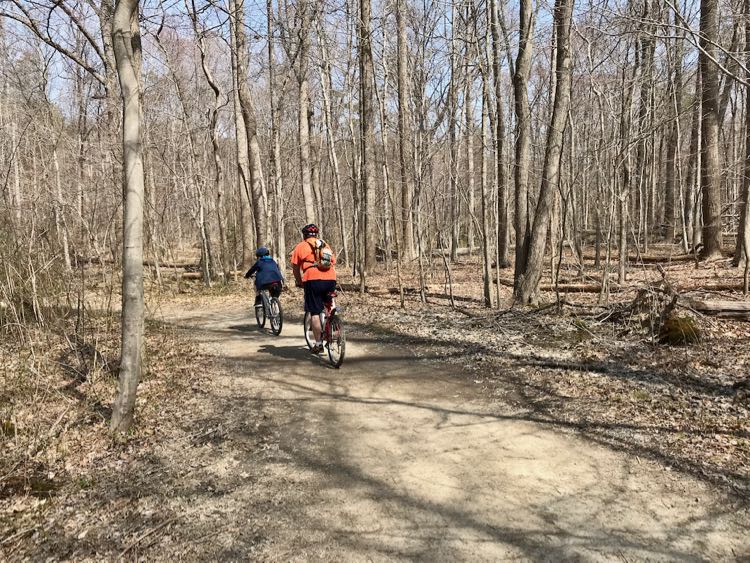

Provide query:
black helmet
left=301, top=223, right=319, bottom=238
left=255, top=246, right=270, bottom=257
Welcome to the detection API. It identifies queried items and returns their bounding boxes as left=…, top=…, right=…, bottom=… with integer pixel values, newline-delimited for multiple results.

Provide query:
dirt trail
left=160, top=300, right=748, bottom=561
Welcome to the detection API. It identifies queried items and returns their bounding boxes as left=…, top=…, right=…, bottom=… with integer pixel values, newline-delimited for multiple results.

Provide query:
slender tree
left=396, top=0, right=415, bottom=261
left=110, top=0, right=144, bottom=434
left=490, top=0, right=509, bottom=267
left=360, top=0, right=377, bottom=273
left=513, top=0, right=534, bottom=288
left=699, top=0, right=723, bottom=259
left=517, top=0, right=575, bottom=304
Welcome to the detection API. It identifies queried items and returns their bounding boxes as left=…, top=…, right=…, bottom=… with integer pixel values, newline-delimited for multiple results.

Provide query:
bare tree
left=699, top=0, right=723, bottom=259
left=110, top=0, right=144, bottom=434
left=360, top=0, right=377, bottom=273
left=396, top=0, right=415, bottom=261
left=512, top=0, right=535, bottom=288
left=231, top=0, right=269, bottom=248
left=489, top=0, right=509, bottom=267
left=738, top=0, right=750, bottom=269
left=296, top=0, right=316, bottom=223
left=516, top=0, right=575, bottom=304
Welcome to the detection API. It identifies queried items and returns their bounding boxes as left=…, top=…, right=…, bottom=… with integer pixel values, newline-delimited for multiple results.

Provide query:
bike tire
left=327, top=316, right=345, bottom=368
left=270, top=298, right=283, bottom=335
left=255, top=300, right=266, bottom=329
left=303, top=312, right=314, bottom=349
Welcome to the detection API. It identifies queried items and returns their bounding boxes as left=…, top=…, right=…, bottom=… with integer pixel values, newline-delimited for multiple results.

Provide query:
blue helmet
left=255, top=246, right=270, bottom=257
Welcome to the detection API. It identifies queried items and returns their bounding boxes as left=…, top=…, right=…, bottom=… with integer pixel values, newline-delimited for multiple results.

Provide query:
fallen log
left=145, top=260, right=199, bottom=269
left=676, top=282, right=747, bottom=292
left=432, top=247, right=476, bottom=258
left=492, top=278, right=622, bottom=293
left=336, top=283, right=433, bottom=294
left=684, top=298, right=750, bottom=320
left=181, top=270, right=242, bottom=280
left=581, top=253, right=696, bottom=264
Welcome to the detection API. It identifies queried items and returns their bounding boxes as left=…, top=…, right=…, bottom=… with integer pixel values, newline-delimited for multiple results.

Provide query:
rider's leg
left=304, top=281, right=325, bottom=352
left=311, top=313, right=322, bottom=344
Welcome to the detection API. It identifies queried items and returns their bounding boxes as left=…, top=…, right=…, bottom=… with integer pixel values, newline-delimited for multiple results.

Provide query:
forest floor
left=1, top=254, right=750, bottom=560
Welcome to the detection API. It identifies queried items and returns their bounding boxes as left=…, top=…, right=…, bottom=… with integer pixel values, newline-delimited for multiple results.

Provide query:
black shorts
left=303, top=280, right=337, bottom=314
left=259, top=281, right=282, bottom=297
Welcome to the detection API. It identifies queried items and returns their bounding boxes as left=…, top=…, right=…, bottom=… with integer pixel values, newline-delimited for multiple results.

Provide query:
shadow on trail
left=145, top=306, right=749, bottom=559
left=217, top=310, right=750, bottom=501
left=247, top=370, right=750, bottom=491
left=257, top=343, right=313, bottom=362
left=227, top=323, right=258, bottom=333
left=201, top=367, right=743, bottom=560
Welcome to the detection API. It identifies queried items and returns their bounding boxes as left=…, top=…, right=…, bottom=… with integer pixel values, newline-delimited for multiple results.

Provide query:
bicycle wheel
left=326, top=315, right=346, bottom=368
left=269, top=298, right=283, bottom=335
left=255, top=295, right=266, bottom=328
left=303, top=312, right=314, bottom=349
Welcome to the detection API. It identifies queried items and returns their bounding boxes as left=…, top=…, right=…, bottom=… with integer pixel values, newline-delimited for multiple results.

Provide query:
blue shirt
left=245, top=256, right=284, bottom=289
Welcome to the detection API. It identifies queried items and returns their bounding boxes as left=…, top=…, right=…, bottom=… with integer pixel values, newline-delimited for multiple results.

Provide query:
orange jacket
left=291, top=238, right=337, bottom=282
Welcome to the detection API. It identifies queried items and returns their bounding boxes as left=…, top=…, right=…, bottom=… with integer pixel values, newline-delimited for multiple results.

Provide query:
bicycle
left=253, top=280, right=284, bottom=336
left=303, top=291, right=345, bottom=368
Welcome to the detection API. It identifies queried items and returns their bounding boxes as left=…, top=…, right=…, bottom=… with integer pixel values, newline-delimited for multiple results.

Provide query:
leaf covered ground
left=340, top=255, right=750, bottom=499
left=0, top=254, right=748, bottom=559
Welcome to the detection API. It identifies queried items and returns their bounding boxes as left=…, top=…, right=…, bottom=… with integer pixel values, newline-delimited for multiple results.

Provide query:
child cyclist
left=245, top=247, right=284, bottom=306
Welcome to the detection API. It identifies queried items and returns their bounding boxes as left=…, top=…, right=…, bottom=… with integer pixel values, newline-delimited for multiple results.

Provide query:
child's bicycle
left=253, top=280, right=284, bottom=336
left=303, top=291, right=345, bottom=368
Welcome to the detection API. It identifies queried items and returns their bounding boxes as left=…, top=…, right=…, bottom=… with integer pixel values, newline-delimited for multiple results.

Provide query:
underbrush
left=0, top=312, right=207, bottom=551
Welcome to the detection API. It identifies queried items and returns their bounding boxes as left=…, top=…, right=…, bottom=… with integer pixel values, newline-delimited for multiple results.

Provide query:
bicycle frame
left=258, top=289, right=272, bottom=318
left=318, top=296, right=337, bottom=342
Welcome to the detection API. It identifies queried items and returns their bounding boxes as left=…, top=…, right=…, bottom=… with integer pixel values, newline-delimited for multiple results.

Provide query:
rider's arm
left=292, top=264, right=303, bottom=287
left=244, top=261, right=259, bottom=279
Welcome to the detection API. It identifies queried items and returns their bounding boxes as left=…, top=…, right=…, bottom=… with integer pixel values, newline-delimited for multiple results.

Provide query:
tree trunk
left=52, top=147, right=72, bottom=271
left=111, top=0, right=144, bottom=435
left=396, top=0, right=415, bottom=261
left=267, top=0, right=286, bottom=267
left=229, top=0, right=253, bottom=253
left=464, top=50, right=475, bottom=254
left=516, top=0, right=574, bottom=304
left=664, top=8, right=684, bottom=243
left=449, top=0, right=460, bottom=261
left=481, top=73, right=492, bottom=307
left=490, top=0, right=510, bottom=268
left=232, top=0, right=268, bottom=248
left=699, top=0, right=723, bottom=259
left=737, top=0, right=750, bottom=267
left=513, top=0, right=534, bottom=288
left=360, top=0, right=377, bottom=273
left=191, top=0, right=228, bottom=279
left=317, top=16, right=348, bottom=263
left=297, top=0, right=316, bottom=224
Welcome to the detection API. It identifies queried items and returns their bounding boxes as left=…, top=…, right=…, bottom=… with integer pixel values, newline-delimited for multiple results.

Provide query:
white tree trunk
left=111, top=0, right=145, bottom=435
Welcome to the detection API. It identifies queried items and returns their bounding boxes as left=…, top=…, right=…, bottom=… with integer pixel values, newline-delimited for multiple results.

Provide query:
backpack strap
left=301, top=240, right=319, bottom=272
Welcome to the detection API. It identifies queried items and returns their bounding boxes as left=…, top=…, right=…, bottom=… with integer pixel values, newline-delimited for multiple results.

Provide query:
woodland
left=1, top=0, right=749, bottom=558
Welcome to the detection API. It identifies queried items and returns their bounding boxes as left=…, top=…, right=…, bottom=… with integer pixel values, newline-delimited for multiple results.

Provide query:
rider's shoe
left=311, top=343, right=323, bottom=354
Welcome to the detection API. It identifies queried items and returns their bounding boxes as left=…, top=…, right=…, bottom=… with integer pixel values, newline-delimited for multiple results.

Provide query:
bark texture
left=111, top=0, right=144, bottom=434
left=517, top=0, right=574, bottom=304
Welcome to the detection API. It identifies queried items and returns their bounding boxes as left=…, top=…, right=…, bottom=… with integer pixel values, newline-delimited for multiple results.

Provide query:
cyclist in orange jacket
left=291, top=224, right=336, bottom=354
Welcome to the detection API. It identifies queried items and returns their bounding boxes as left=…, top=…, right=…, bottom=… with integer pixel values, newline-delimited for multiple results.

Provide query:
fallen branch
left=492, top=278, right=623, bottom=293
left=119, top=517, right=176, bottom=559
left=676, top=281, right=748, bottom=292
left=336, top=283, right=433, bottom=294
left=181, top=270, right=242, bottom=280
left=683, top=298, right=750, bottom=320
